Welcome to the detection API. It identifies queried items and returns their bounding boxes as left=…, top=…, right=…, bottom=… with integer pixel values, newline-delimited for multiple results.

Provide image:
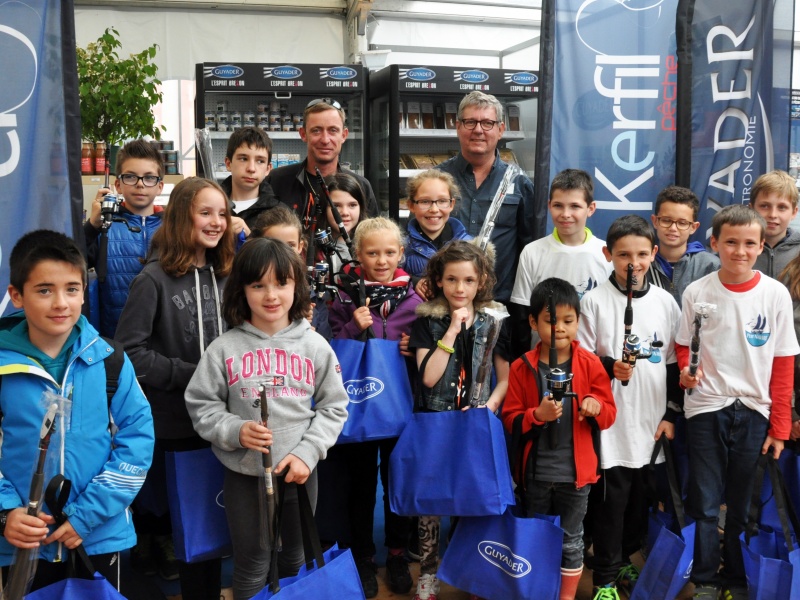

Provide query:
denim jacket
left=415, top=297, right=506, bottom=412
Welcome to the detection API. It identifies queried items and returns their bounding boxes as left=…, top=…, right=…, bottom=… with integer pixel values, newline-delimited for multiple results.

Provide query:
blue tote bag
left=438, top=507, right=562, bottom=600
left=253, top=482, right=365, bottom=599
left=761, top=449, right=800, bottom=533
left=252, top=545, right=365, bottom=600
left=389, top=408, right=515, bottom=517
left=24, top=541, right=125, bottom=600
left=631, top=436, right=695, bottom=600
left=165, top=447, right=232, bottom=563
left=329, top=337, right=414, bottom=443
left=24, top=573, right=126, bottom=600
left=740, top=454, right=800, bottom=600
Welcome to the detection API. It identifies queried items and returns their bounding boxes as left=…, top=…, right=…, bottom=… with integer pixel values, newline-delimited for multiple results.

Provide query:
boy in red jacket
left=503, top=277, right=616, bottom=600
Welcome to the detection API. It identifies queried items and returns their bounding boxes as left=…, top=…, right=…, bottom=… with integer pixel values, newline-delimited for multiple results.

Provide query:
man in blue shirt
left=437, top=91, right=536, bottom=303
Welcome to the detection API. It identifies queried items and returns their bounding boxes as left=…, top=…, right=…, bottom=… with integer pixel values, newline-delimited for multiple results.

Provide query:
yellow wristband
left=437, top=340, right=455, bottom=354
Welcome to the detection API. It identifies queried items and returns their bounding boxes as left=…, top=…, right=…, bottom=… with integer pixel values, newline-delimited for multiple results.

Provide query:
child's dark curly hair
left=422, top=240, right=496, bottom=304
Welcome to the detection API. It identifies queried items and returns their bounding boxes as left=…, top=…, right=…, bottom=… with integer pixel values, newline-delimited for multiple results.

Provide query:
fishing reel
left=621, top=334, right=664, bottom=373
left=307, top=261, right=329, bottom=299
left=100, top=192, right=121, bottom=230
left=544, top=368, right=576, bottom=449
left=546, top=368, right=576, bottom=404
left=314, top=228, right=339, bottom=257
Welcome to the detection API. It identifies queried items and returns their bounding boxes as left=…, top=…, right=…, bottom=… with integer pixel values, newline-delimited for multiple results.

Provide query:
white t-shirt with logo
left=511, top=232, right=612, bottom=304
left=676, top=271, right=800, bottom=420
left=579, top=280, right=680, bottom=469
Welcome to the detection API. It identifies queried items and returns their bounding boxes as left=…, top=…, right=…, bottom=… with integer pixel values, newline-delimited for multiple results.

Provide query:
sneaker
left=129, top=534, right=157, bottom=576
left=414, top=573, right=440, bottom=600
left=356, top=557, right=378, bottom=599
left=154, top=534, right=179, bottom=581
left=721, top=585, right=747, bottom=600
left=615, top=563, right=640, bottom=595
left=693, top=585, right=720, bottom=598
left=386, top=553, right=412, bottom=594
left=592, top=584, right=621, bottom=600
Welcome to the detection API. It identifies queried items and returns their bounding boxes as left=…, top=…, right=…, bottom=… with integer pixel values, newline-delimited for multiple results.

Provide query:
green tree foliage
left=77, top=27, right=166, bottom=145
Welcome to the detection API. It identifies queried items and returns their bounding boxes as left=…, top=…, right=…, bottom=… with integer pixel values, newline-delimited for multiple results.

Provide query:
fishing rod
left=474, top=164, right=521, bottom=252
left=544, top=293, right=575, bottom=448
left=687, top=303, right=717, bottom=395
left=3, top=403, right=59, bottom=600
left=315, top=167, right=354, bottom=258
left=620, top=264, right=638, bottom=387
left=96, top=143, right=139, bottom=283
left=258, top=385, right=278, bottom=558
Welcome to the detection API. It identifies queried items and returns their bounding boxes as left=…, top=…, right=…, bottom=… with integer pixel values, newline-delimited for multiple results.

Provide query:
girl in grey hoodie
left=185, top=238, right=348, bottom=600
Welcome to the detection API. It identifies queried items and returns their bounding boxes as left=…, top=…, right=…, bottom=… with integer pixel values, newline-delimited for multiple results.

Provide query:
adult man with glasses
left=437, top=91, right=536, bottom=304
left=268, top=98, right=378, bottom=232
left=84, top=139, right=166, bottom=338
left=646, top=185, right=719, bottom=307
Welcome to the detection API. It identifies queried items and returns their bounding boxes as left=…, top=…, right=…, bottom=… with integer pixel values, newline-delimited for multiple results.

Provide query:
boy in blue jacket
left=0, top=230, right=154, bottom=592
left=84, top=139, right=165, bottom=337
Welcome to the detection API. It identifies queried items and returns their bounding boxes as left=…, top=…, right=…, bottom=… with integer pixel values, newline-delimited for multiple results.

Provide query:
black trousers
left=316, top=438, right=410, bottom=560
left=590, top=465, right=648, bottom=586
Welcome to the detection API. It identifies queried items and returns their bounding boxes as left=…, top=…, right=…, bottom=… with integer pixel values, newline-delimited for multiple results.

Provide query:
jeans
left=525, top=478, right=590, bottom=570
left=686, top=400, right=769, bottom=587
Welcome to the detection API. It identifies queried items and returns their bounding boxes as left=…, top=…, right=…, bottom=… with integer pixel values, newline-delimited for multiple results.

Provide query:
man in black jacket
left=268, top=98, right=378, bottom=231
left=220, top=126, right=280, bottom=237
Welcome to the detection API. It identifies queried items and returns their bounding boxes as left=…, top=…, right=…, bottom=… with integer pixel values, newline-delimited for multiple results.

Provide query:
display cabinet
left=368, top=64, right=538, bottom=220
left=195, top=63, right=368, bottom=181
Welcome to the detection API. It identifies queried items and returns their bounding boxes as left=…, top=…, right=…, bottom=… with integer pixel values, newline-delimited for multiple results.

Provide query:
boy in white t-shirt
left=510, top=169, right=612, bottom=358
left=578, top=215, right=681, bottom=600
left=677, top=204, right=799, bottom=600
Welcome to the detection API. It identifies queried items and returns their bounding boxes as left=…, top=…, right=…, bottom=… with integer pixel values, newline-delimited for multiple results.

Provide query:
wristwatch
left=0, top=510, right=10, bottom=537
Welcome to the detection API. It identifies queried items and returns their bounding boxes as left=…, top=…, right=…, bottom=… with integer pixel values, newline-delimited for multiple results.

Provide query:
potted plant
left=76, top=27, right=165, bottom=170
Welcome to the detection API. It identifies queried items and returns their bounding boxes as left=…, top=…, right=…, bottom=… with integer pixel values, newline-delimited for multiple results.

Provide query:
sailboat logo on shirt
left=577, top=277, right=598, bottom=299
left=745, top=313, right=770, bottom=347
left=645, top=332, right=662, bottom=363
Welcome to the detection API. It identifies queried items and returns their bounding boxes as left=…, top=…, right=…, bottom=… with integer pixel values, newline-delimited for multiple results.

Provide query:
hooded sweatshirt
left=185, top=319, right=348, bottom=475
left=115, top=257, right=226, bottom=439
left=0, top=313, right=154, bottom=564
left=647, top=240, right=720, bottom=307
left=754, top=228, right=800, bottom=279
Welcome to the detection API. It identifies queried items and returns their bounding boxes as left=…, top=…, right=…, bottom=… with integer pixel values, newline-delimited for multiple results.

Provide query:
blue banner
left=0, top=1, right=82, bottom=313
left=546, top=0, right=679, bottom=238
left=677, top=0, right=793, bottom=240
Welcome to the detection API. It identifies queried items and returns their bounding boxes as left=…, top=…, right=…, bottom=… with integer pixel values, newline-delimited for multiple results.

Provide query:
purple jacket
left=329, top=280, right=423, bottom=341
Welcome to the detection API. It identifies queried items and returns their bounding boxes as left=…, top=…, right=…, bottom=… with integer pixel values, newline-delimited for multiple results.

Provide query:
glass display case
left=195, top=63, right=368, bottom=181
left=368, top=64, right=538, bottom=220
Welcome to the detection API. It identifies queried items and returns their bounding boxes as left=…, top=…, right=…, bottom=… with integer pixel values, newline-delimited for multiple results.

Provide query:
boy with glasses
left=85, top=139, right=165, bottom=338
left=749, top=169, right=800, bottom=279
left=437, top=91, right=536, bottom=305
left=268, top=97, right=378, bottom=230
left=647, top=185, right=719, bottom=307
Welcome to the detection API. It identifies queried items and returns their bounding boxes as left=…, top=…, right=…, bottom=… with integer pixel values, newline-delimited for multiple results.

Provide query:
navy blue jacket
left=404, top=217, right=472, bottom=278
left=85, top=208, right=163, bottom=337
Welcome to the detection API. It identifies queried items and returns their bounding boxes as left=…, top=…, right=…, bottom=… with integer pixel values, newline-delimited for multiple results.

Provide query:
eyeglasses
left=459, top=119, right=498, bottom=131
left=655, top=217, right=694, bottom=231
left=306, top=97, right=343, bottom=111
left=413, top=198, right=453, bottom=209
left=118, top=174, right=162, bottom=187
